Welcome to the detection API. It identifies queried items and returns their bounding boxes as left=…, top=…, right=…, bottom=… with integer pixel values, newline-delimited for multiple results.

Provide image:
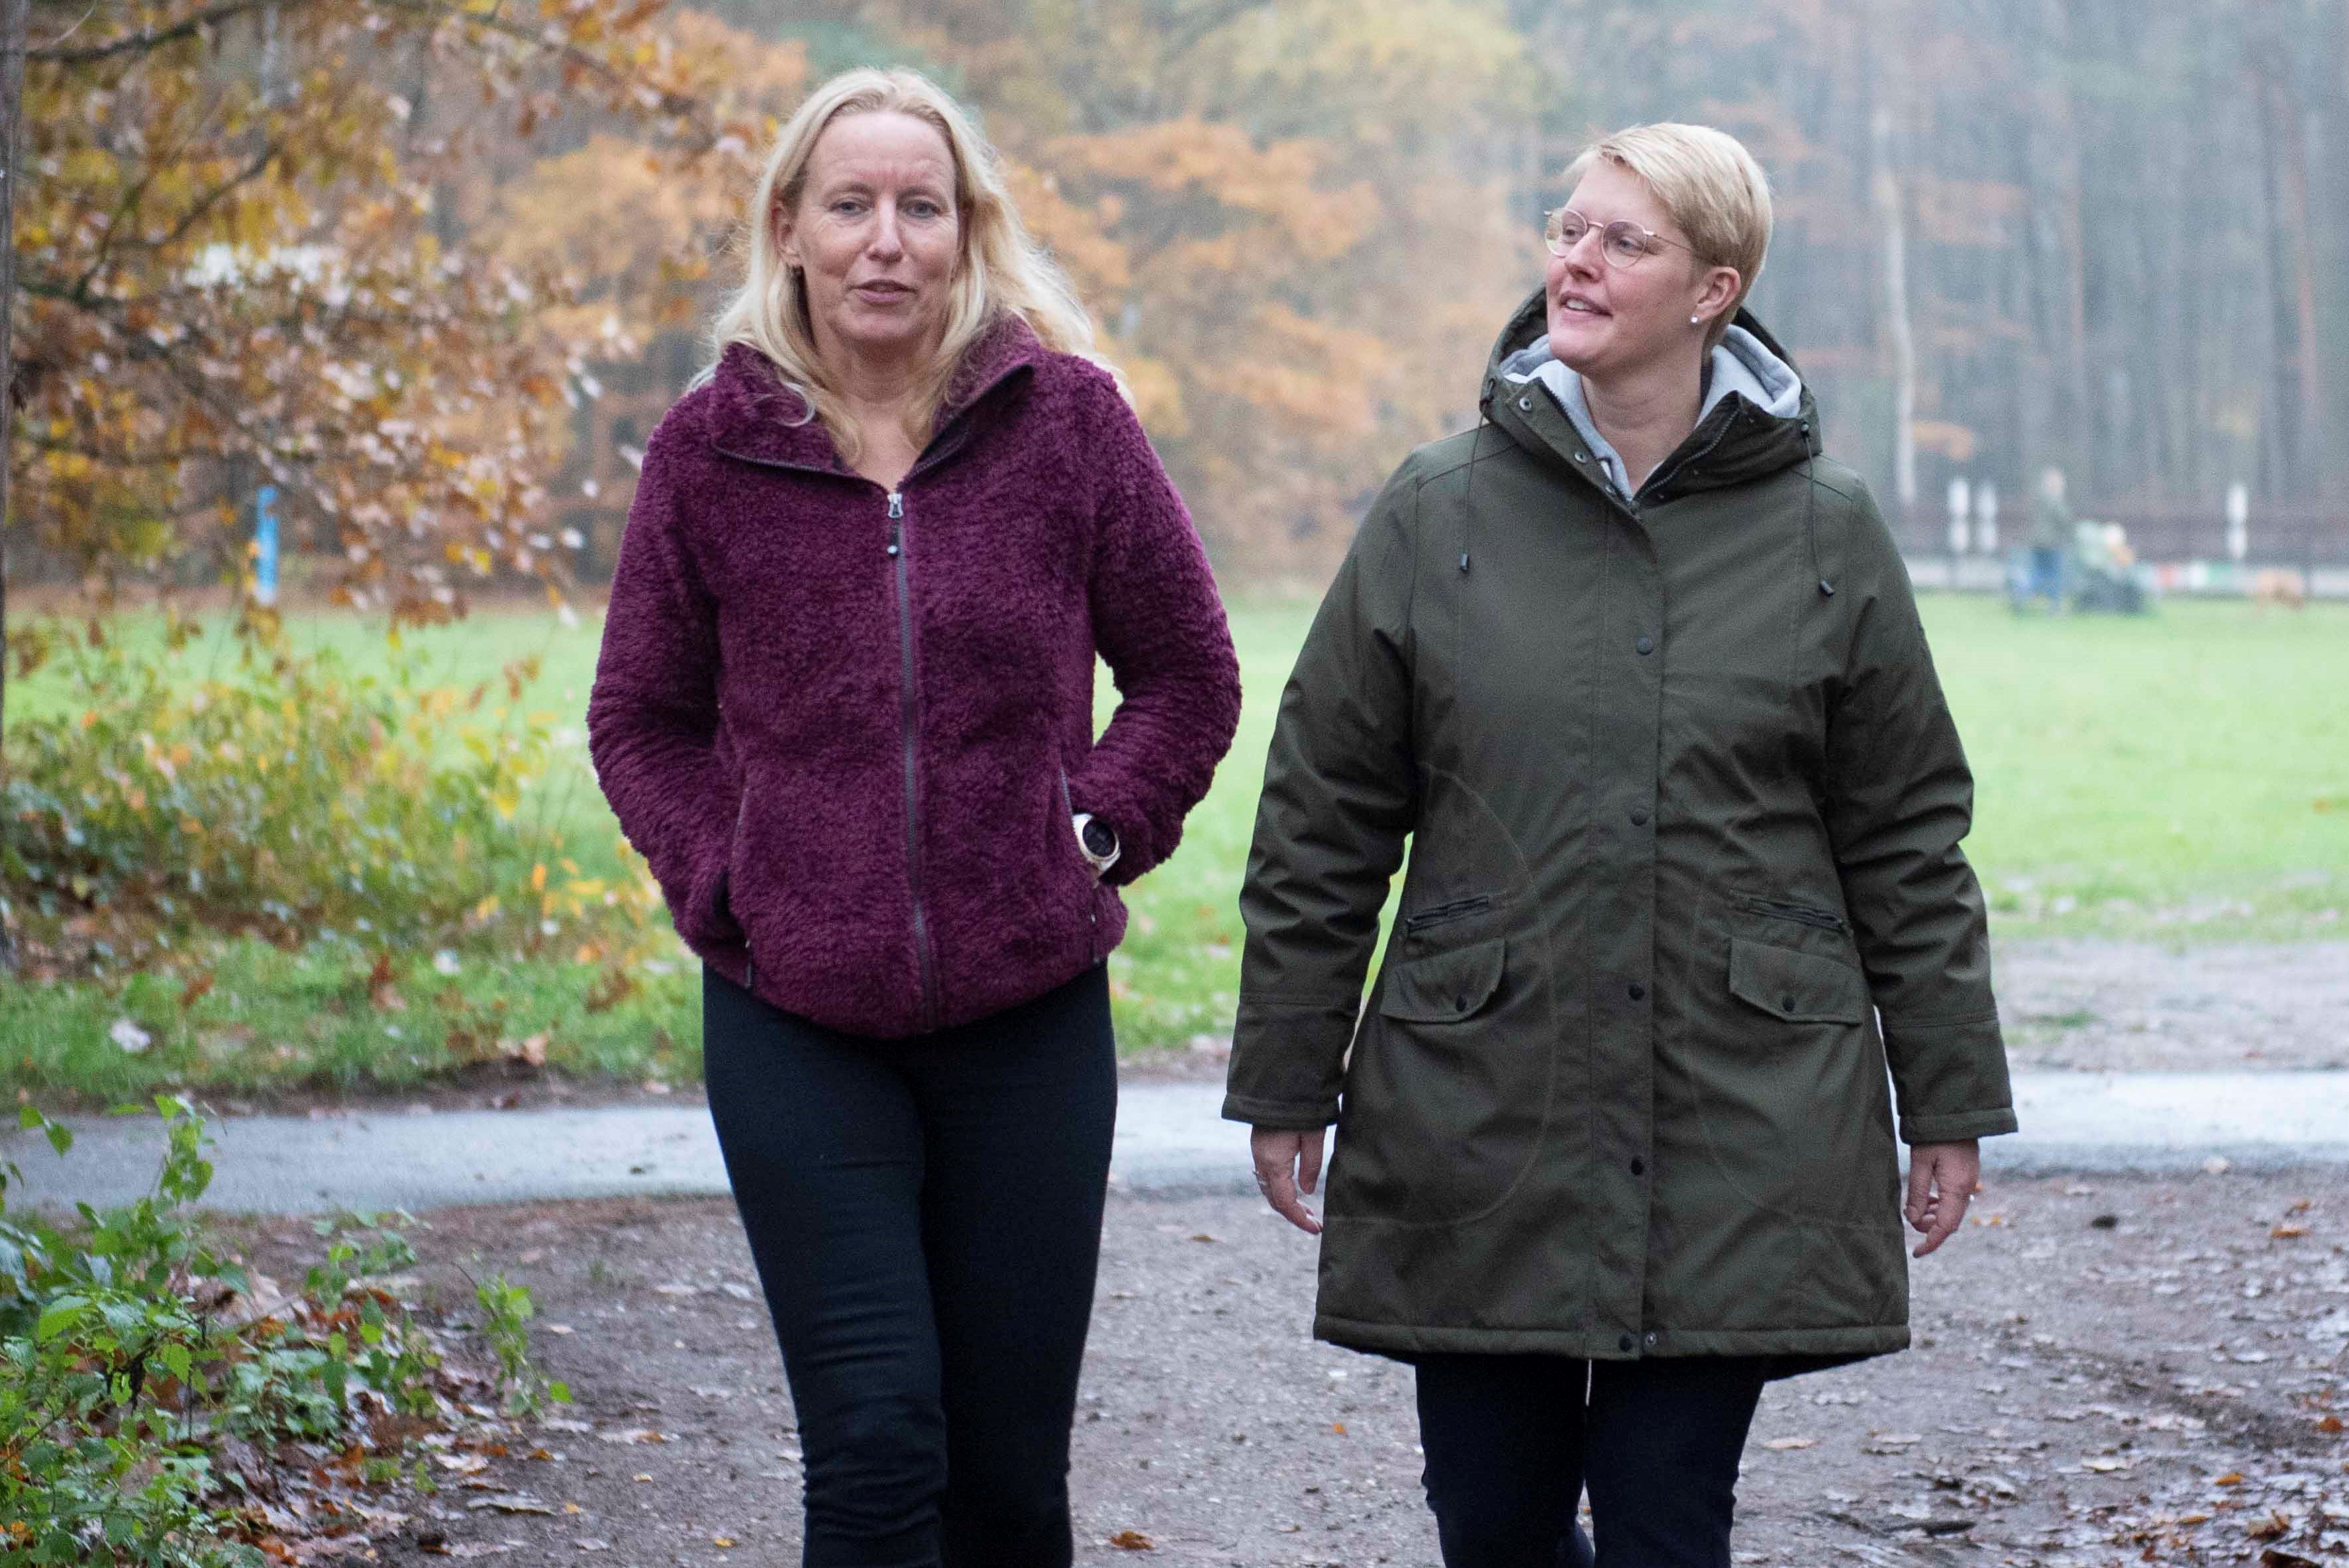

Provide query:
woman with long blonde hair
left=589, top=68, right=1240, bottom=1565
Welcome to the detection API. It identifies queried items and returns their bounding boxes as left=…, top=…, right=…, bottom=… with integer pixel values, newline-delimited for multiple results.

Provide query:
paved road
left=8, top=1071, right=2348, bottom=1215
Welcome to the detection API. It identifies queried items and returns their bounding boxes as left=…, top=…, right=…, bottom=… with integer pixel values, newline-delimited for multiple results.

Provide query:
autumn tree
left=7, top=0, right=764, bottom=632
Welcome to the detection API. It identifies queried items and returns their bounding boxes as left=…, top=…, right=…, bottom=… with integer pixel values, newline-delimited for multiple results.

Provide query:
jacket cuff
left=1225, top=995, right=1356, bottom=1124
left=1220, top=1091, right=1338, bottom=1128
left=1883, top=1011, right=2015, bottom=1145
left=1899, top=1106, right=2019, bottom=1144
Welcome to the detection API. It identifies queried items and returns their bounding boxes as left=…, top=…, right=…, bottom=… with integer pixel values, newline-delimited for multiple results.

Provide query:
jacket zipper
left=1740, top=896, right=1848, bottom=934
left=889, top=490, right=944, bottom=1030
left=1060, top=765, right=1098, bottom=966
left=1404, top=895, right=1493, bottom=934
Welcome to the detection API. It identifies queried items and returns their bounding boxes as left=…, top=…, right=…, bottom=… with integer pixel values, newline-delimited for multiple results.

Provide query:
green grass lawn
left=5, top=591, right=2343, bottom=1102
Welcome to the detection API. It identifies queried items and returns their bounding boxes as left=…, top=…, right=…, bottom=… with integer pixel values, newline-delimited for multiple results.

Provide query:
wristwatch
left=1072, top=812, right=1121, bottom=877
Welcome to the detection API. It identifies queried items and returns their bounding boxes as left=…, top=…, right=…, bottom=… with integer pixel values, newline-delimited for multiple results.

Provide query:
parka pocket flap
left=1728, top=938, right=1868, bottom=1024
left=1378, top=939, right=1506, bottom=1024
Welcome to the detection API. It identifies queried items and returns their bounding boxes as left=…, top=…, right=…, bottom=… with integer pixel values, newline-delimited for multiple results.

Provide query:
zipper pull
left=886, top=491, right=904, bottom=556
left=887, top=490, right=903, bottom=518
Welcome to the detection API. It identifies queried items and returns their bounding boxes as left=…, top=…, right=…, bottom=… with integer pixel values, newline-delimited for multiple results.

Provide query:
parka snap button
left=1644, top=1332, right=1659, bottom=1348
left=1628, top=982, right=1646, bottom=1001
left=1629, top=1157, right=1646, bottom=1176
left=1629, top=807, right=1649, bottom=826
left=1617, top=1334, right=1634, bottom=1352
left=1636, top=634, right=1653, bottom=654
left=1518, top=396, right=1532, bottom=411
left=1781, top=994, right=1797, bottom=1012
left=1574, top=452, right=1587, bottom=462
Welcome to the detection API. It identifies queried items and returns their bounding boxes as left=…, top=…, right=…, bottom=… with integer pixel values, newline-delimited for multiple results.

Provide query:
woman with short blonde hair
left=592, top=66, right=1240, bottom=1565
left=1230, top=121, right=2014, bottom=1567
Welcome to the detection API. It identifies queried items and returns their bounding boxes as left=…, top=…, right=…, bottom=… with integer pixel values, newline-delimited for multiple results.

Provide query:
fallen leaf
left=630, top=1473, right=653, bottom=1484
left=2316, top=1414, right=2343, bottom=1434
left=432, top=1454, right=490, bottom=1475
left=2260, top=1549, right=2321, bottom=1568
left=180, top=971, right=216, bottom=1008
left=1764, top=1437, right=1818, bottom=1450
left=1107, top=1531, right=1156, bottom=1551
left=467, top=1494, right=556, bottom=1515
left=599, top=1429, right=668, bottom=1445
left=2081, top=1456, right=2130, bottom=1473
left=2216, top=1471, right=2245, bottom=1486
left=713, top=1538, right=736, bottom=1548
left=2273, top=1222, right=2309, bottom=1238
left=2245, top=1512, right=2291, bottom=1541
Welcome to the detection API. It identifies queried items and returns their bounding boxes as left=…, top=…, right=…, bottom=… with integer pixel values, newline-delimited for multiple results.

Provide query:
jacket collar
left=701, top=311, right=1049, bottom=475
left=1478, top=288, right=1823, bottom=511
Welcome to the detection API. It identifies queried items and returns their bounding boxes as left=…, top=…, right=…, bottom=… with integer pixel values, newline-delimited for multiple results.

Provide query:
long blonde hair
left=709, top=68, right=1107, bottom=461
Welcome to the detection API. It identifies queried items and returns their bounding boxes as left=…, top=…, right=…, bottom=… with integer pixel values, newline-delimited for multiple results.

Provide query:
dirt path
left=223, top=1169, right=2349, bottom=1567
left=1995, top=940, right=2349, bottom=1073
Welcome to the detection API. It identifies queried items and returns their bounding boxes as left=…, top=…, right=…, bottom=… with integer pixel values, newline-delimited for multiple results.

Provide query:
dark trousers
left=702, top=964, right=1118, bottom=1568
left=1414, top=1353, right=1768, bottom=1568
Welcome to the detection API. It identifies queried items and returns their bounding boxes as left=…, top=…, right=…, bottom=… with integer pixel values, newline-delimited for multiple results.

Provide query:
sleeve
left=1221, top=464, right=1421, bottom=1128
left=1823, top=483, right=2017, bottom=1144
left=1068, top=374, right=1243, bottom=885
left=585, top=411, right=744, bottom=949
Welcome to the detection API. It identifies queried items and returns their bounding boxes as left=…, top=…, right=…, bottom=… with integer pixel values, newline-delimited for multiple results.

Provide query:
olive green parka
left=1224, top=294, right=2017, bottom=1367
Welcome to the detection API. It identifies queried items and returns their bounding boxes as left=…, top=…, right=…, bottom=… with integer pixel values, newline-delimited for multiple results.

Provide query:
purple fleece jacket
left=586, top=315, right=1241, bottom=1039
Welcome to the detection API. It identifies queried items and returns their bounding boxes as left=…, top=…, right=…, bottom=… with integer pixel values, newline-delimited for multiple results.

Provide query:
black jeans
left=1414, top=1353, right=1768, bottom=1568
left=703, top=963, right=1118, bottom=1568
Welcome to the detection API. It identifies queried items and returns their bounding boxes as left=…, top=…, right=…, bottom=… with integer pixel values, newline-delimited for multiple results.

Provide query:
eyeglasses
left=1543, top=208, right=1691, bottom=268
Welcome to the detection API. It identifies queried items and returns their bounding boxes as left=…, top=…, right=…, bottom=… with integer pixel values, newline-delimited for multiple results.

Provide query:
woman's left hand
left=1905, top=1140, right=1981, bottom=1257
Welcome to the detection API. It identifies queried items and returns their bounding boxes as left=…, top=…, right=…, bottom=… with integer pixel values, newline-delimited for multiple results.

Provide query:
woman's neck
left=820, top=336, right=936, bottom=491
left=1581, top=344, right=1709, bottom=495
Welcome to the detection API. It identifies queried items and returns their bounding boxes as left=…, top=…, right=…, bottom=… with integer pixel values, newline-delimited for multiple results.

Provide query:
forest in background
left=9, top=0, right=2349, bottom=603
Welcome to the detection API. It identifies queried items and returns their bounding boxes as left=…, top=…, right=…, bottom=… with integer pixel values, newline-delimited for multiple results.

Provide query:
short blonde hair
left=1565, top=123, right=1772, bottom=348
left=709, top=68, right=1111, bottom=461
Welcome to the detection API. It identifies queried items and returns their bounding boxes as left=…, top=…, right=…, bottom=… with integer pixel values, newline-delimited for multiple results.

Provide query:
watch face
left=1081, top=819, right=1118, bottom=858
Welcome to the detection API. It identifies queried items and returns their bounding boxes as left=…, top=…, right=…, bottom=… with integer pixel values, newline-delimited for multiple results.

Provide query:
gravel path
left=1997, top=940, right=2349, bottom=1071
left=226, top=1169, right=2349, bottom=1568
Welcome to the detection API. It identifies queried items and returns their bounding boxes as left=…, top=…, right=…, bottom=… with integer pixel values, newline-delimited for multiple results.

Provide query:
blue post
left=254, top=484, right=279, bottom=606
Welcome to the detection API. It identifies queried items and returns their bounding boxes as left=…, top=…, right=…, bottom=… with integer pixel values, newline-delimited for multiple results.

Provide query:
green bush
left=0, top=1098, right=560, bottom=1565
left=1, top=614, right=660, bottom=965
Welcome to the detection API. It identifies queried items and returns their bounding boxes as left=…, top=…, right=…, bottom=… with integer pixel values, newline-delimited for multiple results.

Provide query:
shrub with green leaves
left=0, top=1098, right=561, bottom=1565
left=1, top=613, right=660, bottom=963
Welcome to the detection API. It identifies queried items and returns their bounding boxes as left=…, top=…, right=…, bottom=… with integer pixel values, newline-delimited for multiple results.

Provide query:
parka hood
left=1478, top=288, right=1823, bottom=509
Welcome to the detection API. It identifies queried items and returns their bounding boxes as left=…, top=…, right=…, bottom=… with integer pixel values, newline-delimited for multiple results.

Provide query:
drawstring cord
left=1800, top=420, right=1834, bottom=597
left=1461, top=406, right=1489, bottom=575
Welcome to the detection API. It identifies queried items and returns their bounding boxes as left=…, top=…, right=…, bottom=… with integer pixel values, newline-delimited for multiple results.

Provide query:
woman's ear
left=773, top=205, right=800, bottom=271
left=1695, top=264, right=1742, bottom=327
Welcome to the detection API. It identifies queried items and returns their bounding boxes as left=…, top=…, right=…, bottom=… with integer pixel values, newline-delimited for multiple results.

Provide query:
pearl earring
left=1689, top=314, right=1701, bottom=326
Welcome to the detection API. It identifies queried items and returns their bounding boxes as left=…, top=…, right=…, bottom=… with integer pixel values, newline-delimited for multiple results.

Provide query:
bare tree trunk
left=1869, top=96, right=1919, bottom=517
left=0, top=0, right=28, bottom=971
left=2248, top=1, right=2323, bottom=499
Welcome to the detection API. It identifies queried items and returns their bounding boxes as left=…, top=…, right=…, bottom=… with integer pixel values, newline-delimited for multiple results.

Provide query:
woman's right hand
left=1250, top=1126, right=1326, bottom=1235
